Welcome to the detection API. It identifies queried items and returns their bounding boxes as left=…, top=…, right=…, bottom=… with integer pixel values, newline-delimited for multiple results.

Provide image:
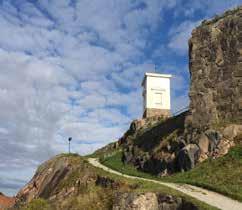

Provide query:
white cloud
left=168, top=20, right=200, bottom=55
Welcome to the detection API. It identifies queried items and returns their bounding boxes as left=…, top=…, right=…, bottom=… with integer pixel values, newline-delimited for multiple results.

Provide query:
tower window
left=154, top=92, right=162, bottom=105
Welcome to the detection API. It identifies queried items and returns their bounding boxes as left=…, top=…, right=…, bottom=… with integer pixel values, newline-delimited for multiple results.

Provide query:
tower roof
left=142, top=72, right=172, bottom=86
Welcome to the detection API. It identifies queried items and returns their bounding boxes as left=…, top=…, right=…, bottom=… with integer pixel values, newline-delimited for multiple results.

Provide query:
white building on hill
left=142, top=72, right=172, bottom=118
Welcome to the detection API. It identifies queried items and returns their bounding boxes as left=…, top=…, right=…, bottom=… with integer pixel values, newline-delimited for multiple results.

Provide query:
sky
left=0, top=0, right=242, bottom=196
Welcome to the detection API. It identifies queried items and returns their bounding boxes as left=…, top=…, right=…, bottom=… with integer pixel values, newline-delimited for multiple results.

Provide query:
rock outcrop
left=185, top=6, right=242, bottom=161
left=15, top=154, right=125, bottom=209
left=0, top=193, right=15, bottom=210
left=187, top=7, right=242, bottom=131
left=121, top=111, right=188, bottom=175
left=113, top=192, right=198, bottom=210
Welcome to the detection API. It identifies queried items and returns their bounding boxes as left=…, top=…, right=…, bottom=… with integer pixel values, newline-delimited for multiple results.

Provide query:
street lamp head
left=68, top=137, right=72, bottom=142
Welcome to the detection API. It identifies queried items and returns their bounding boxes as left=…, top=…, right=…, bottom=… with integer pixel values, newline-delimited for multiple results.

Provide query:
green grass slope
left=166, top=145, right=242, bottom=201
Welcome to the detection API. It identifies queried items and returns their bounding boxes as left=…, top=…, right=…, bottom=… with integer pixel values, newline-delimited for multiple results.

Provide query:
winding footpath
left=88, top=158, right=242, bottom=210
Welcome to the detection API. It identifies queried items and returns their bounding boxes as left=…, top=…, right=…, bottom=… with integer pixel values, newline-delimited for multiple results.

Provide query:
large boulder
left=113, top=192, right=159, bottom=210
left=205, top=129, right=222, bottom=152
left=222, top=124, right=242, bottom=140
left=176, top=144, right=200, bottom=172
left=129, top=119, right=146, bottom=134
left=197, top=133, right=210, bottom=154
left=112, top=192, right=198, bottom=210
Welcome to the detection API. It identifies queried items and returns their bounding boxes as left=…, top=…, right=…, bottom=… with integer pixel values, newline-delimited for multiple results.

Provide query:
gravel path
left=88, top=158, right=242, bottom=210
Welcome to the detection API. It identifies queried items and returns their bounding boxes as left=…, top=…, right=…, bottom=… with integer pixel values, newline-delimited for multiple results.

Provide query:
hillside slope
left=101, top=136, right=242, bottom=202
left=13, top=154, right=217, bottom=210
left=0, top=193, right=15, bottom=210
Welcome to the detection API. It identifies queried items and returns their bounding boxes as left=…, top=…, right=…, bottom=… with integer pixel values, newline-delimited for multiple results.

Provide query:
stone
left=144, top=108, right=171, bottom=119
left=198, top=133, right=209, bottom=153
left=198, top=153, right=208, bottom=163
left=112, top=193, right=198, bottom=210
left=176, top=144, right=200, bottom=172
left=130, top=119, right=146, bottom=133
left=222, top=124, right=242, bottom=140
left=205, top=130, right=222, bottom=152
left=95, top=176, right=117, bottom=189
left=216, top=139, right=235, bottom=157
left=112, top=192, right=159, bottom=210
left=143, top=158, right=167, bottom=175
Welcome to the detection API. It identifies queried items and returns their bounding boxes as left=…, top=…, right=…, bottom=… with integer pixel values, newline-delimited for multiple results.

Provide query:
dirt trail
left=88, top=158, right=242, bottom=210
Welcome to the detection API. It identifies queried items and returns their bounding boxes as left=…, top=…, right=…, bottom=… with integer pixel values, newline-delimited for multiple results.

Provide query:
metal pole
left=68, top=137, right=72, bottom=154
left=69, top=141, right=70, bottom=154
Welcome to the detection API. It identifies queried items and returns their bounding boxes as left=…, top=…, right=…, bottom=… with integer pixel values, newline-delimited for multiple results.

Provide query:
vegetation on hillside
left=21, top=199, right=51, bottom=210
left=101, top=151, right=156, bottom=180
left=17, top=153, right=217, bottom=210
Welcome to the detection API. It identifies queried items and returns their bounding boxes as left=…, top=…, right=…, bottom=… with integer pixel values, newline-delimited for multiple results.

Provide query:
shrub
left=22, top=199, right=52, bottom=210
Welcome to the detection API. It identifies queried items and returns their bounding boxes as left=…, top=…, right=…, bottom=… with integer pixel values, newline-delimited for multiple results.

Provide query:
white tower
left=142, top=73, right=172, bottom=118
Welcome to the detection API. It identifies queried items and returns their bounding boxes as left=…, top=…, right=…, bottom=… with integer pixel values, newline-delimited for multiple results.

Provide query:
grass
left=101, top=145, right=242, bottom=202
left=20, top=199, right=52, bottom=210
left=165, top=145, right=242, bottom=201
left=101, top=151, right=156, bottom=180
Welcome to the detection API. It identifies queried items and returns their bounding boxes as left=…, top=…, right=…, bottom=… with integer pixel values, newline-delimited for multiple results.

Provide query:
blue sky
left=0, top=0, right=242, bottom=196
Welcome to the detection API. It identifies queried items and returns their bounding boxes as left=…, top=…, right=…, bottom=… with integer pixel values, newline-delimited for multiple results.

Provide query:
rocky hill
left=0, top=193, right=15, bottom=210
left=118, top=6, right=242, bottom=176
left=187, top=7, right=242, bottom=130
left=13, top=154, right=202, bottom=210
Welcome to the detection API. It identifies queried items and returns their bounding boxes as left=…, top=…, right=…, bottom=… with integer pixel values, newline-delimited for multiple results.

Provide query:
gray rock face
left=205, top=129, right=222, bottom=152
left=113, top=192, right=198, bottom=210
left=122, top=112, right=188, bottom=175
left=176, top=144, right=200, bottom=172
left=187, top=7, right=242, bottom=132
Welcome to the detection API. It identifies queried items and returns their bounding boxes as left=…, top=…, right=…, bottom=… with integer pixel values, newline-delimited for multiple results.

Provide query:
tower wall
left=143, top=108, right=171, bottom=118
left=142, top=73, right=172, bottom=118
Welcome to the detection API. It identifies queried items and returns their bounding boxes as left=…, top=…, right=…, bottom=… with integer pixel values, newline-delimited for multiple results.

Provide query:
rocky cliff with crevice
left=184, top=6, right=242, bottom=151
left=187, top=7, right=242, bottom=130
left=184, top=5, right=242, bottom=163
left=119, top=6, right=242, bottom=176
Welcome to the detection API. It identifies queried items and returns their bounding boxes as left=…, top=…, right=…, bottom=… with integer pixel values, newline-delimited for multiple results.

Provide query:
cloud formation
left=0, top=0, right=242, bottom=195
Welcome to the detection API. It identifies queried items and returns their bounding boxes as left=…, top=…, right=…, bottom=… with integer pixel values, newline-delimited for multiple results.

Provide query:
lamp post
left=68, top=137, right=72, bottom=154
